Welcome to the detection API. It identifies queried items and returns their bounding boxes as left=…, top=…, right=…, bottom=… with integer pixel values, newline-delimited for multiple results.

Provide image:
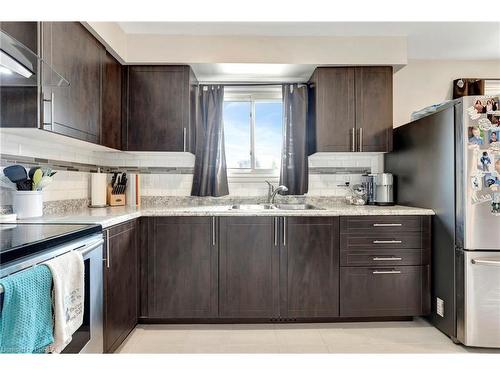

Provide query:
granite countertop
left=10, top=203, right=435, bottom=229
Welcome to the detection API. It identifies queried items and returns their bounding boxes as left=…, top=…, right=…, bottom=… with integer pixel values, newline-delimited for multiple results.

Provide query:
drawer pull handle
left=372, top=270, right=401, bottom=274
left=373, top=223, right=402, bottom=227
left=373, top=257, right=402, bottom=261
left=373, top=240, right=402, bottom=244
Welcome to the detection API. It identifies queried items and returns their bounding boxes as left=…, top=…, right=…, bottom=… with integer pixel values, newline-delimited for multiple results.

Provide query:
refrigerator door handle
left=471, top=258, right=500, bottom=267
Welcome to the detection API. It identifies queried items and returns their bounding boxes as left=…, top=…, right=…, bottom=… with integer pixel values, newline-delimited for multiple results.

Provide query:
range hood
left=0, top=30, right=69, bottom=87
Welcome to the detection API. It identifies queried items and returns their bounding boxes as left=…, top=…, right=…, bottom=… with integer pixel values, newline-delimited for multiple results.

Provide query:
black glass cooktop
left=0, top=223, right=102, bottom=264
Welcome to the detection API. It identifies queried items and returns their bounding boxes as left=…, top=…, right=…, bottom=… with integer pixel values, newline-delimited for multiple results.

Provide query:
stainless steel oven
left=0, top=233, right=104, bottom=353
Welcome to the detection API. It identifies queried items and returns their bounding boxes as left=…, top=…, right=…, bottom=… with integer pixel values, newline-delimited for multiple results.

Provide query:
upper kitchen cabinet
left=123, top=65, right=197, bottom=152
left=307, top=67, right=356, bottom=153
left=307, top=66, right=393, bottom=153
left=354, top=67, right=393, bottom=152
left=41, top=22, right=104, bottom=143
left=101, top=51, right=123, bottom=149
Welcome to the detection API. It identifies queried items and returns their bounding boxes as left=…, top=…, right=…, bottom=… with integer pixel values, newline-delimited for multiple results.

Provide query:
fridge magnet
left=473, top=100, right=485, bottom=114
left=487, top=113, right=500, bottom=125
left=478, top=117, right=492, bottom=131
left=479, top=151, right=492, bottom=172
left=483, top=173, right=496, bottom=188
left=467, top=105, right=481, bottom=120
left=471, top=191, right=492, bottom=205
left=485, top=99, right=498, bottom=112
left=471, top=174, right=482, bottom=191
left=489, top=129, right=499, bottom=143
left=492, top=193, right=500, bottom=215
left=490, top=141, right=500, bottom=152
left=495, top=158, right=500, bottom=175
left=468, top=126, right=484, bottom=145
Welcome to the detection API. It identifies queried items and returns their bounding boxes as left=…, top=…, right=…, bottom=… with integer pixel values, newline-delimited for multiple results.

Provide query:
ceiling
left=118, top=22, right=500, bottom=60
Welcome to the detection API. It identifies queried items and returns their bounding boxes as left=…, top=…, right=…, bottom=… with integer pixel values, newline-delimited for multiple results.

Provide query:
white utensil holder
left=12, top=191, right=43, bottom=218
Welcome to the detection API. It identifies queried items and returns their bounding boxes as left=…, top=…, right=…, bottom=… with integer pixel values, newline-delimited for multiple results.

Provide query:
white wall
left=393, top=59, right=500, bottom=127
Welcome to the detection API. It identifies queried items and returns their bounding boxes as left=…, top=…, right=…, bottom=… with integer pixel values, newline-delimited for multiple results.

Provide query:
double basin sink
left=230, top=203, right=322, bottom=211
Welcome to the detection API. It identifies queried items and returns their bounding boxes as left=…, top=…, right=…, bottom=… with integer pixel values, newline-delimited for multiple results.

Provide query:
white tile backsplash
left=139, top=153, right=383, bottom=197
left=1, top=131, right=384, bottom=202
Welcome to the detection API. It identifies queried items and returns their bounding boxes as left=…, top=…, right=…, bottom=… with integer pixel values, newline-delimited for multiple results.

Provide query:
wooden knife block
left=107, top=185, right=126, bottom=206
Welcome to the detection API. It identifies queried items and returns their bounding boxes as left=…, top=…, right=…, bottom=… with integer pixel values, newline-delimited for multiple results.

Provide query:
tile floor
left=116, top=318, right=499, bottom=354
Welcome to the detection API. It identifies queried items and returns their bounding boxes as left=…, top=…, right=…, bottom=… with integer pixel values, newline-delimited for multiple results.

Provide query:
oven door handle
left=78, top=239, right=104, bottom=258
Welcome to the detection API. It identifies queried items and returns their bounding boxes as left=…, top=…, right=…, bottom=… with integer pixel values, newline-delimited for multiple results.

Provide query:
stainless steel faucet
left=265, top=180, right=288, bottom=204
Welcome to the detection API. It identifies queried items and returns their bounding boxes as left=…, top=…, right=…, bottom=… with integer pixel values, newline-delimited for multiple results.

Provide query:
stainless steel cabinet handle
left=183, top=127, right=187, bottom=152
left=373, top=240, right=402, bottom=244
left=212, top=217, right=216, bottom=246
left=358, top=128, right=363, bottom=152
left=274, top=217, right=278, bottom=246
left=373, top=257, right=403, bottom=261
left=105, top=229, right=110, bottom=268
left=283, top=217, right=287, bottom=246
left=471, top=258, right=500, bottom=267
left=42, top=92, right=54, bottom=130
left=372, top=270, right=401, bottom=274
left=373, top=223, right=402, bottom=227
left=351, top=128, right=356, bottom=152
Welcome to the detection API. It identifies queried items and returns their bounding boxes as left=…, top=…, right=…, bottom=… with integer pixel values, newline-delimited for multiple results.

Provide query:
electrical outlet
left=436, top=297, right=444, bottom=317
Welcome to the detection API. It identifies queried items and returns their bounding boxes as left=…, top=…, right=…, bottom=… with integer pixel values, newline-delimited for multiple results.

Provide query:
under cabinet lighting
left=0, top=66, right=12, bottom=75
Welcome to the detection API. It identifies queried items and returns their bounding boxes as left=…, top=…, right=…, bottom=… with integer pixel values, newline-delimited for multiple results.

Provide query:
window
left=223, top=87, right=283, bottom=174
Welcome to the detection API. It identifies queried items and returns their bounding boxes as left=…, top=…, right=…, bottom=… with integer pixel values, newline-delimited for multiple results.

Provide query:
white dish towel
left=44, top=251, right=85, bottom=353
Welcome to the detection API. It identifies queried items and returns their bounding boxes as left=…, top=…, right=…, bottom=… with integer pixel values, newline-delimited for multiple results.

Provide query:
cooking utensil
left=3, top=165, right=31, bottom=190
left=111, top=172, right=118, bottom=188
left=3, top=165, right=28, bottom=184
left=32, top=168, right=43, bottom=190
left=35, top=176, right=53, bottom=191
left=28, top=167, right=41, bottom=180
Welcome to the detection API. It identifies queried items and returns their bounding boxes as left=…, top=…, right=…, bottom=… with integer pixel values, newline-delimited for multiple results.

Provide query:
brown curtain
left=191, top=85, right=229, bottom=197
left=279, top=84, right=309, bottom=195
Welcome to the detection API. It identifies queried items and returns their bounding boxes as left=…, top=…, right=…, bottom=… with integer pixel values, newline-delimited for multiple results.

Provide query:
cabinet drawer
left=340, top=248, right=429, bottom=266
left=340, top=216, right=425, bottom=233
left=340, top=265, right=430, bottom=317
left=340, top=232, right=424, bottom=250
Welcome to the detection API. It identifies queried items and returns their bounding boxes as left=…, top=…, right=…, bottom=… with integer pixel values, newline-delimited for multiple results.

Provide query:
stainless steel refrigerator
left=385, top=95, right=500, bottom=348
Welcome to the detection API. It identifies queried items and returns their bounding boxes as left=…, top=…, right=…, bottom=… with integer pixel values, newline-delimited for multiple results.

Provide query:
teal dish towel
left=0, top=265, right=54, bottom=353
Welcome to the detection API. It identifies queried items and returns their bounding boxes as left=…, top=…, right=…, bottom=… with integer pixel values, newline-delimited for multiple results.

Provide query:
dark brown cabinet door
left=280, top=217, right=339, bottom=318
left=147, top=217, right=218, bottom=318
left=308, top=67, right=355, bottom=153
left=101, top=51, right=122, bottom=149
left=41, top=22, right=104, bottom=143
left=0, top=22, right=38, bottom=52
left=124, top=65, right=194, bottom=151
left=219, top=217, right=280, bottom=318
left=104, top=220, right=138, bottom=353
left=0, top=22, right=38, bottom=128
left=340, top=265, right=430, bottom=317
left=355, top=66, right=393, bottom=152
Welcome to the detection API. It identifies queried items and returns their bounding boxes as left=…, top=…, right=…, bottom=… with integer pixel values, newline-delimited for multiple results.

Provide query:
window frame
left=223, top=88, right=283, bottom=178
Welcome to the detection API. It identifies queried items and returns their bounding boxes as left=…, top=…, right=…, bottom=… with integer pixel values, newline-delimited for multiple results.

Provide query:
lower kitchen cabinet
left=339, top=215, right=431, bottom=318
left=103, top=220, right=138, bottom=353
left=280, top=217, right=339, bottom=318
left=146, top=217, right=218, bottom=319
left=219, top=217, right=280, bottom=318
left=340, top=265, right=430, bottom=317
